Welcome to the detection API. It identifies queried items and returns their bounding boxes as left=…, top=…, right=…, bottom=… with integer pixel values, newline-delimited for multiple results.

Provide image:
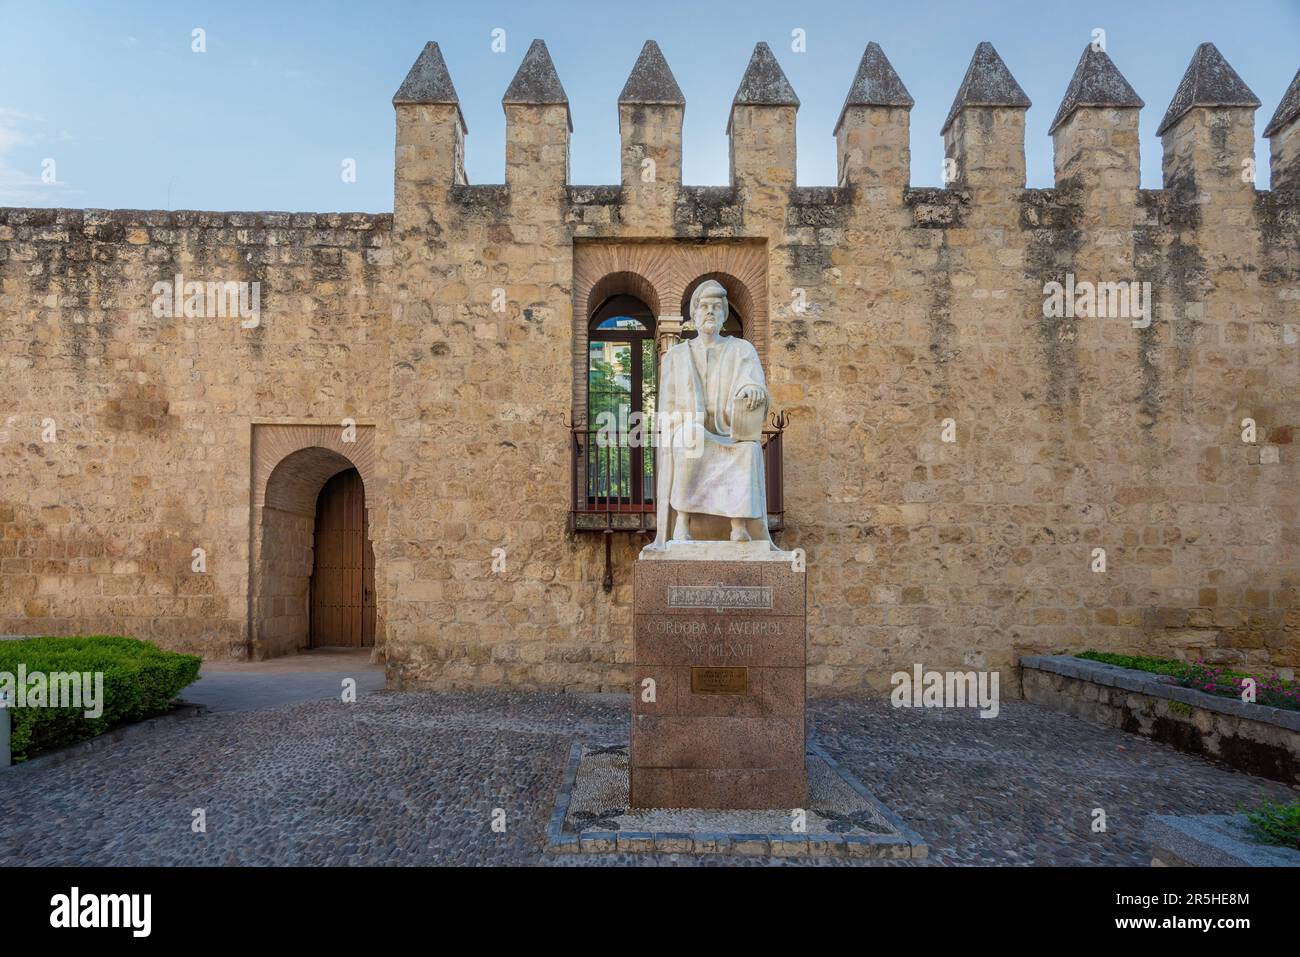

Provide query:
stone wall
left=0, top=209, right=391, bottom=657
left=0, top=39, right=1297, bottom=694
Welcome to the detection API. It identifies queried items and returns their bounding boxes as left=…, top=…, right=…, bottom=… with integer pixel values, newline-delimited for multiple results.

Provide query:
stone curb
left=0, top=702, right=205, bottom=777
left=544, top=741, right=584, bottom=852
left=1148, top=813, right=1300, bottom=867
left=545, top=738, right=927, bottom=859
left=1020, top=655, right=1300, bottom=732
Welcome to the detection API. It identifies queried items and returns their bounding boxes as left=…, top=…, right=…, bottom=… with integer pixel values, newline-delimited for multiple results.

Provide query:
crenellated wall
left=1, top=38, right=1297, bottom=694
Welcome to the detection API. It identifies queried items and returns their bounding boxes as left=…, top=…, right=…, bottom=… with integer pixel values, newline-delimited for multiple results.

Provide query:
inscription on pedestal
left=668, top=585, right=772, bottom=611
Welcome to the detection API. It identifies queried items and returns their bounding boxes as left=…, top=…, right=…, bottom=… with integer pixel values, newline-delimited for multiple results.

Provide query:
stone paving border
left=808, top=739, right=928, bottom=853
left=546, top=739, right=928, bottom=859
left=1148, top=813, right=1300, bottom=867
left=0, top=702, right=204, bottom=777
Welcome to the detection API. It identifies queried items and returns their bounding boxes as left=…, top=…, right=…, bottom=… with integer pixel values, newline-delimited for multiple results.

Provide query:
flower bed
left=0, top=636, right=201, bottom=762
left=1076, top=651, right=1299, bottom=712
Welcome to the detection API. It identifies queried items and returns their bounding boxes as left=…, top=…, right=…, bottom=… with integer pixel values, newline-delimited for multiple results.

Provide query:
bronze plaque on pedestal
left=691, top=666, right=748, bottom=695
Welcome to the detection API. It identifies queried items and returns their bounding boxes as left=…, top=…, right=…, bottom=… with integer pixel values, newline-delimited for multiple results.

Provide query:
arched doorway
left=251, top=432, right=379, bottom=660
left=309, top=468, right=375, bottom=648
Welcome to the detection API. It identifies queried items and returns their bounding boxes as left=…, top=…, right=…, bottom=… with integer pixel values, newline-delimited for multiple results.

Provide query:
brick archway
left=679, top=271, right=757, bottom=335
left=249, top=424, right=381, bottom=659
left=571, top=242, right=769, bottom=422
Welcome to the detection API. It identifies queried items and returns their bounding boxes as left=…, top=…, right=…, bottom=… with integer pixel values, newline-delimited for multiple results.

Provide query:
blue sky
left=1, top=0, right=1297, bottom=211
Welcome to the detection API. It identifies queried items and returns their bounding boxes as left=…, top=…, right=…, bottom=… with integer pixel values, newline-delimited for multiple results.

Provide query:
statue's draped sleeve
left=650, top=344, right=702, bottom=547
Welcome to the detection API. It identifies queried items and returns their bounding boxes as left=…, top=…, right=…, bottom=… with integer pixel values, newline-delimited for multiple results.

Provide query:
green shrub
left=1242, top=798, right=1300, bottom=850
left=0, top=636, right=200, bottom=762
left=1075, top=651, right=1186, bottom=676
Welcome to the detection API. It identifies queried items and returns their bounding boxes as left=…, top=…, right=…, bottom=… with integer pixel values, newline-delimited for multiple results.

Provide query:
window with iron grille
left=585, top=294, right=744, bottom=506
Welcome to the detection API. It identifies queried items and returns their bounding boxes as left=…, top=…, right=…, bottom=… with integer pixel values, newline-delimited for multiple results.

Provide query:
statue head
left=689, top=279, right=728, bottom=337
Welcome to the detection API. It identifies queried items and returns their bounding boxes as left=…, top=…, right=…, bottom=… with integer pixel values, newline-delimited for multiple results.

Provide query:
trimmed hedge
left=0, top=636, right=201, bottom=762
left=1075, top=651, right=1188, bottom=677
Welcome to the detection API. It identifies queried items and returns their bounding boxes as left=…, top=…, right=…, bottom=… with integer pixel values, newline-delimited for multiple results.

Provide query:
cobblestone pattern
left=1, top=691, right=1293, bottom=867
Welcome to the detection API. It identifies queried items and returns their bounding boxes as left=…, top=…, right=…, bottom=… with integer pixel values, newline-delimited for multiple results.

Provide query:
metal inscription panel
left=690, top=666, right=749, bottom=695
left=668, top=585, right=772, bottom=611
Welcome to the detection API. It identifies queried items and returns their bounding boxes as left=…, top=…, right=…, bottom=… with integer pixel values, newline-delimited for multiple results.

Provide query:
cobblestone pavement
left=0, top=692, right=1291, bottom=866
left=184, top=650, right=385, bottom=713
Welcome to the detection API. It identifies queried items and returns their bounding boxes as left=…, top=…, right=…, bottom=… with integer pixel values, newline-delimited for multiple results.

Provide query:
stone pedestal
left=631, top=554, right=807, bottom=809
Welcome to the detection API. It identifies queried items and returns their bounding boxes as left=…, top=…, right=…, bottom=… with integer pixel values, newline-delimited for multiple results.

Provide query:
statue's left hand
left=736, top=385, right=765, bottom=411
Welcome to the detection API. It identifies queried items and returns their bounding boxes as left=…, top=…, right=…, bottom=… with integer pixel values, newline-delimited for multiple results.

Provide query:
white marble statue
left=641, top=279, right=778, bottom=557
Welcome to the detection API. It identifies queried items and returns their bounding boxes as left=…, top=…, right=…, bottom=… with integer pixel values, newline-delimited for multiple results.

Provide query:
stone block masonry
left=0, top=209, right=391, bottom=657
left=0, top=38, right=1298, bottom=693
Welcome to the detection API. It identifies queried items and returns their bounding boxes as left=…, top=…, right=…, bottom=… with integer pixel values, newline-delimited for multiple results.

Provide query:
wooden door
left=310, top=468, right=374, bottom=647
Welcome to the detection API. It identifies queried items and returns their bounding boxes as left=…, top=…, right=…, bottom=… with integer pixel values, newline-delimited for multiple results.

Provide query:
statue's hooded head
left=689, top=279, right=729, bottom=337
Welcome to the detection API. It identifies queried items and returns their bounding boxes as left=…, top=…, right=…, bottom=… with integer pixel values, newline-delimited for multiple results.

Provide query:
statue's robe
left=651, top=334, right=770, bottom=544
